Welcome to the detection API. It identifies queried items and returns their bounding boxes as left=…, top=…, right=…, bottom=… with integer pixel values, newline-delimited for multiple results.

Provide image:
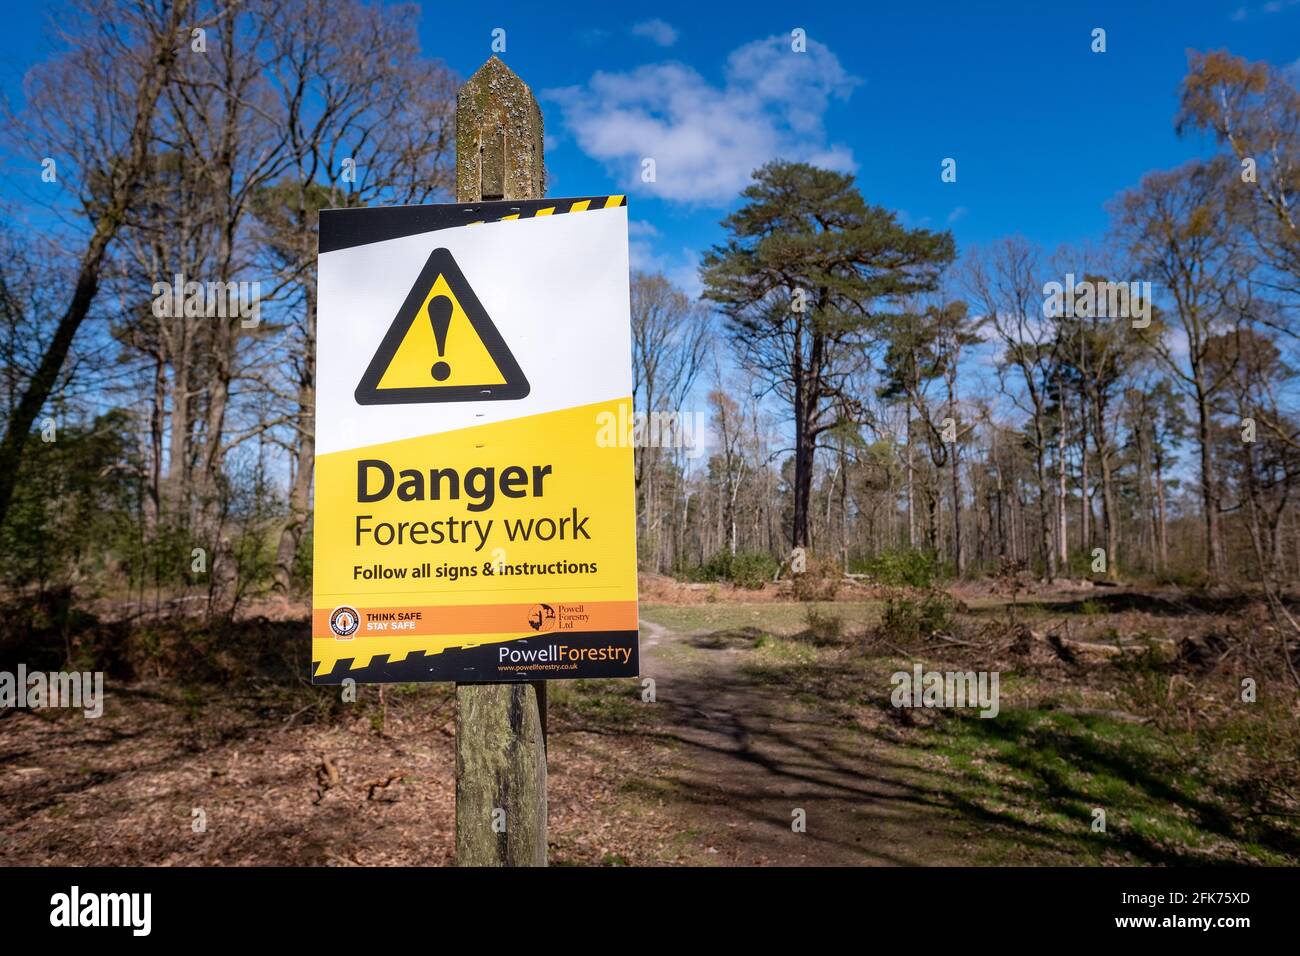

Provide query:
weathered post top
left=456, top=55, right=545, bottom=203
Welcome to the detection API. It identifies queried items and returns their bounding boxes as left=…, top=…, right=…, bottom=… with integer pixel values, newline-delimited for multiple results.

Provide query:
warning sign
left=354, top=248, right=529, bottom=405
left=313, top=196, right=638, bottom=684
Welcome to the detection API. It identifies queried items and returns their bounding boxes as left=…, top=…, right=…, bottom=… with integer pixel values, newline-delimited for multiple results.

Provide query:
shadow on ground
left=557, top=621, right=1299, bottom=866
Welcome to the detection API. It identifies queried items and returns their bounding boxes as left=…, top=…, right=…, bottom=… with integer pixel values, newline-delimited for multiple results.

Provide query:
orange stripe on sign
left=313, top=600, right=637, bottom=638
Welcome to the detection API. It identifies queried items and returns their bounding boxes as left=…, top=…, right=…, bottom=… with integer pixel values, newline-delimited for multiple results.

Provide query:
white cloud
left=1232, top=0, right=1298, bottom=17
left=629, top=236, right=702, bottom=299
left=631, top=19, right=678, bottom=47
left=545, top=34, right=860, bottom=205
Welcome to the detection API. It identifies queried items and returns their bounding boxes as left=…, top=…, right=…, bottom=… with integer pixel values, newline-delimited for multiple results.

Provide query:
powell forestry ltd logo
left=526, top=602, right=592, bottom=633
left=329, top=606, right=361, bottom=638
left=527, top=603, right=557, bottom=632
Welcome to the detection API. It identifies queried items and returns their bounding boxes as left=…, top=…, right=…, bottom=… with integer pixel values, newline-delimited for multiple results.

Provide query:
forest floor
left=1, top=584, right=1297, bottom=865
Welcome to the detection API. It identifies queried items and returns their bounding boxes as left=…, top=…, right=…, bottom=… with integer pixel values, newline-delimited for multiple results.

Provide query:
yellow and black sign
left=312, top=196, right=639, bottom=685
left=354, top=248, right=529, bottom=405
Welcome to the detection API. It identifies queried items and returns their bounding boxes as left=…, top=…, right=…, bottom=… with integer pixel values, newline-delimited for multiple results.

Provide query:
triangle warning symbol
left=354, top=248, right=530, bottom=405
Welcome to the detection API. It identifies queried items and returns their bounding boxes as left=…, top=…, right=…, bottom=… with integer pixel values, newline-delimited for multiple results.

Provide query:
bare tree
left=629, top=270, right=709, bottom=570
left=1112, top=158, right=1250, bottom=579
left=967, top=237, right=1062, bottom=580
left=0, top=0, right=191, bottom=531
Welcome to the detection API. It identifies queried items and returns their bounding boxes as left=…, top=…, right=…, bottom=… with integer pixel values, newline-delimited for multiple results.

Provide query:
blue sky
left=0, top=1, right=1293, bottom=472
left=410, top=0, right=1300, bottom=294
left=1, top=1, right=1296, bottom=296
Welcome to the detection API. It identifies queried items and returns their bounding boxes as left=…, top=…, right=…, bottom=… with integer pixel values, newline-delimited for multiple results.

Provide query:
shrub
left=0, top=410, right=138, bottom=591
left=878, top=589, right=958, bottom=643
left=792, top=554, right=842, bottom=601
left=0, top=588, right=129, bottom=675
left=802, top=605, right=844, bottom=643
left=854, top=548, right=940, bottom=589
left=678, top=550, right=779, bottom=589
left=729, top=552, right=778, bottom=589
left=675, top=552, right=731, bottom=583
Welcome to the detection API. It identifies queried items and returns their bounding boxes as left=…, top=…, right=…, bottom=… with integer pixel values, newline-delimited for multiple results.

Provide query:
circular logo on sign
left=329, top=606, right=360, bottom=638
left=527, top=603, right=557, bottom=632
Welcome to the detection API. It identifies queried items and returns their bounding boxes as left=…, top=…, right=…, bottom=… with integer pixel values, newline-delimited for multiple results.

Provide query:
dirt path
left=631, top=615, right=976, bottom=865
left=0, top=611, right=984, bottom=866
left=5, top=593, right=1290, bottom=866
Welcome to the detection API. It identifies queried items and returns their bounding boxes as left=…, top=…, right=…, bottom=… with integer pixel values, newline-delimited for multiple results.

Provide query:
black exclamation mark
left=428, top=295, right=452, bottom=381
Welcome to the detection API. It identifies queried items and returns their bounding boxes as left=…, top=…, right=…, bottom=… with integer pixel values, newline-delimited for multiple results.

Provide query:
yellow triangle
left=376, top=273, right=507, bottom=390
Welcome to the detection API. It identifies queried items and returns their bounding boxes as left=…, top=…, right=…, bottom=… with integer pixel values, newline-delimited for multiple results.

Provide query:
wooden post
left=453, top=55, right=548, bottom=868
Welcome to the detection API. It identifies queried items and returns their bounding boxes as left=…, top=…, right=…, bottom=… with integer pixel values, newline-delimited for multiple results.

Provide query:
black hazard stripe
left=311, top=629, right=641, bottom=685
left=465, top=194, right=627, bottom=226
left=319, top=195, right=627, bottom=253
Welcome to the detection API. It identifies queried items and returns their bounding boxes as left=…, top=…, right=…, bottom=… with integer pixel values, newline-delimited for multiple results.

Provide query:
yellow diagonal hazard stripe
left=467, top=195, right=626, bottom=227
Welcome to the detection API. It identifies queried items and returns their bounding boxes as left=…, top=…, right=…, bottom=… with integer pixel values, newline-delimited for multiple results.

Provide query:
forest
left=0, top=0, right=1297, bottom=870
left=3, top=6, right=1297, bottom=618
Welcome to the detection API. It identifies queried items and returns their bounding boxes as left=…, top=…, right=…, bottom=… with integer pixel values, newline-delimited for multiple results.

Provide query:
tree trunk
left=1079, top=384, right=1090, bottom=550
left=1033, top=416, right=1056, bottom=581
left=947, top=372, right=965, bottom=576
left=1057, top=413, right=1068, bottom=569
left=1099, top=440, right=1119, bottom=580
left=274, top=284, right=317, bottom=593
left=906, top=416, right=916, bottom=548
left=792, top=403, right=815, bottom=550
left=1194, top=387, right=1224, bottom=578
left=1154, top=450, right=1169, bottom=571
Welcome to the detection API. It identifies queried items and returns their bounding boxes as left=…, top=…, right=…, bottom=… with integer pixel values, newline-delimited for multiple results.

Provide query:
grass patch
left=906, top=706, right=1299, bottom=865
left=548, top=678, right=643, bottom=727
left=639, top=594, right=1299, bottom=866
left=642, top=602, right=881, bottom=637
